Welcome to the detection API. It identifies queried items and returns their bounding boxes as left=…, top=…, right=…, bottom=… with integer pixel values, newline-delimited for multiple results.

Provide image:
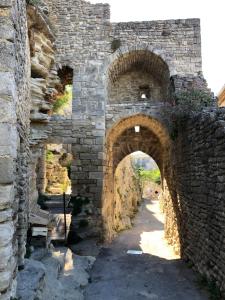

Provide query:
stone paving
left=85, top=199, right=209, bottom=300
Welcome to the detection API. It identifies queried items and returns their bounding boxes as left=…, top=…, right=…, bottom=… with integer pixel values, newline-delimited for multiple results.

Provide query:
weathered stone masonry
left=44, top=0, right=225, bottom=294
left=172, top=110, right=225, bottom=291
left=1, top=0, right=225, bottom=298
left=0, top=0, right=30, bottom=298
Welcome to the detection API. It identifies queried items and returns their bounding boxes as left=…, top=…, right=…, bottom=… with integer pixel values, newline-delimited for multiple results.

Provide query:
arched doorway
left=103, top=114, right=180, bottom=255
left=112, top=151, right=162, bottom=234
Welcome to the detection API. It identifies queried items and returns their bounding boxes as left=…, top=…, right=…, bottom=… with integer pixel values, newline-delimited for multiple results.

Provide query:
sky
left=90, top=0, right=225, bottom=95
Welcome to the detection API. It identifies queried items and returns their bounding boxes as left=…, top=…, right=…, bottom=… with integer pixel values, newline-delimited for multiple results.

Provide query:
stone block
left=0, top=124, right=17, bottom=157
left=0, top=209, right=13, bottom=223
left=0, top=156, right=14, bottom=184
left=92, top=130, right=105, bottom=137
left=89, top=172, right=103, bottom=179
left=0, top=222, right=14, bottom=247
left=0, top=269, right=11, bottom=292
left=0, top=244, right=12, bottom=270
left=0, top=16, right=14, bottom=41
left=0, top=41, right=14, bottom=71
left=0, top=184, right=14, bottom=209
left=0, top=99, right=16, bottom=123
left=0, top=72, right=16, bottom=100
left=0, top=1, right=12, bottom=8
left=95, top=121, right=105, bottom=130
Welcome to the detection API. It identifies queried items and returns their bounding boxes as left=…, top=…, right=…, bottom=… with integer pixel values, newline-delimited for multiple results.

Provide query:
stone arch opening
left=107, top=50, right=171, bottom=104
left=44, top=143, right=73, bottom=196
left=131, top=151, right=162, bottom=198
left=111, top=151, right=162, bottom=234
left=103, top=114, right=180, bottom=254
left=52, top=66, right=73, bottom=116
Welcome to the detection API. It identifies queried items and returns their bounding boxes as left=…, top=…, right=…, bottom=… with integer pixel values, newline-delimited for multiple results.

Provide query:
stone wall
left=108, top=71, right=168, bottom=104
left=162, top=108, right=225, bottom=294
left=110, top=19, right=202, bottom=76
left=0, top=0, right=30, bottom=298
left=45, top=0, right=111, bottom=206
left=44, top=0, right=204, bottom=208
left=1, top=0, right=225, bottom=297
left=104, top=155, right=142, bottom=238
left=27, top=2, right=62, bottom=215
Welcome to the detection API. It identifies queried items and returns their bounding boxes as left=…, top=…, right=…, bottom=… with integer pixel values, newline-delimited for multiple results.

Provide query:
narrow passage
left=85, top=199, right=208, bottom=300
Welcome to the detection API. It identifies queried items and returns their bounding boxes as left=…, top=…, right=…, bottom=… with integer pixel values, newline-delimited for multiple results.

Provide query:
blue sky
left=90, top=0, right=225, bottom=95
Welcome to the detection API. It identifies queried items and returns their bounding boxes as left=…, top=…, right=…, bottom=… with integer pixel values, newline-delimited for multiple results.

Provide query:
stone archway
left=102, top=114, right=180, bottom=253
left=107, top=48, right=171, bottom=105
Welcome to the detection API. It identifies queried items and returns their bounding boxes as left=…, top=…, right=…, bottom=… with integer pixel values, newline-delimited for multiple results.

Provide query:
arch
left=102, top=113, right=173, bottom=241
left=112, top=126, right=163, bottom=171
left=108, top=49, right=170, bottom=85
left=106, top=46, right=174, bottom=105
left=106, top=43, right=177, bottom=77
left=106, top=114, right=171, bottom=159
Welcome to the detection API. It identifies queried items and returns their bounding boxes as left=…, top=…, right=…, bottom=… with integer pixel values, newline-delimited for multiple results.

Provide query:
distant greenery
left=46, top=150, right=54, bottom=162
left=136, top=168, right=161, bottom=185
left=53, top=85, right=72, bottom=114
left=141, top=169, right=161, bottom=185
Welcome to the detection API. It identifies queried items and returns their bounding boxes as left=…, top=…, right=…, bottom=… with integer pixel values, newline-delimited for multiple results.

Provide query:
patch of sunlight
left=139, top=230, right=179, bottom=260
left=145, top=202, right=164, bottom=223
left=140, top=200, right=180, bottom=260
left=52, top=249, right=74, bottom=275
left=63, top=249, right=74, bottom=274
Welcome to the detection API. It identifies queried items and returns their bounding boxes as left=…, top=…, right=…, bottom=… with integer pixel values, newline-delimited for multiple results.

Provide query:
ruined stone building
left=1, top=0, right=225, bottom=298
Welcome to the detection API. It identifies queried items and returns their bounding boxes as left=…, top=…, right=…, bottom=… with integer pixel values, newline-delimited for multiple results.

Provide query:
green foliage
left=169, top=89, right=212, bottom=140
left=60, top=182, right=69, bottom=193
left=137, top=168, right=161, bottom=185
left=46, top=150, right=54, bottom=162
left=53, top=85, right=72, bottom=114
left=174, top=89, right=212, bottom=112
left=70, top=195, right=90, bottom=216
left=111, top=39, right=121, bottom=52
left=78, top=219, right=89, bottom=228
